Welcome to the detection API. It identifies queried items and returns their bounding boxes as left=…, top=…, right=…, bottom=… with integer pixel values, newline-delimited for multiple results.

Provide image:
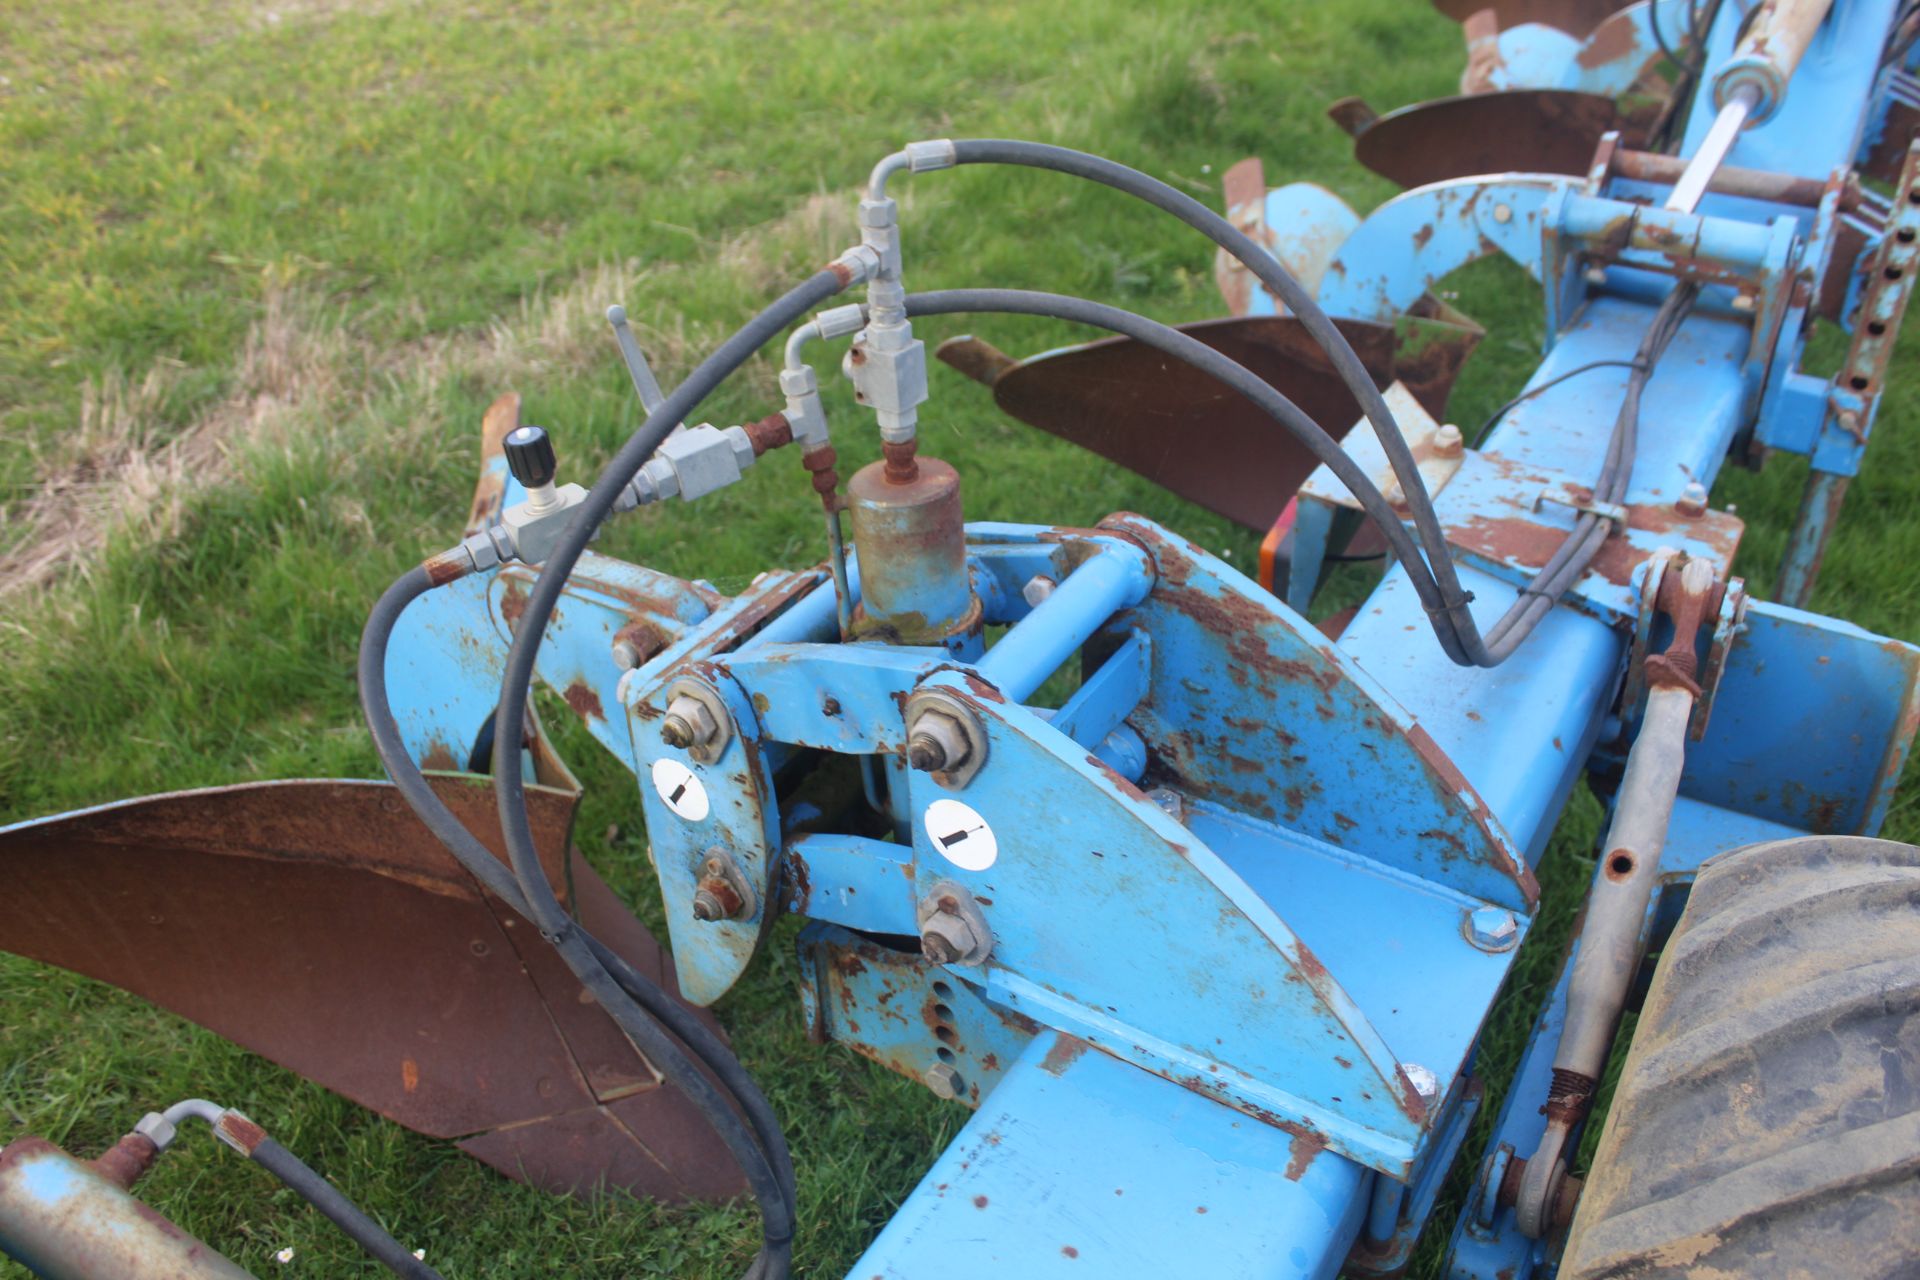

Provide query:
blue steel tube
left=974, top=544, right=1153, bottom=703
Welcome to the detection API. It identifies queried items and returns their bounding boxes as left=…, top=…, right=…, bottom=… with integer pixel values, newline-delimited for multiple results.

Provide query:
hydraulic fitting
left=628, top=423, right=760, bottom=505
left=844, top=194, right=928, bottom=444
left=498, top=424, right=590, bottom=565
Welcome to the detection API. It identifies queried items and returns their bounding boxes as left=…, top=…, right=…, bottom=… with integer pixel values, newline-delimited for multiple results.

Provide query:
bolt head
left=1401, top=1062, right=1440, bottom=1100
left=1675, top=481, right=1709, bottom=518
left=1021, top=574, right=1057, bottom=608
left=922, top=1063, right=963, bottom=1100
left=1433, top=423, right=1464, bottom=457
left=1467, top=906, right=1520, bottom=952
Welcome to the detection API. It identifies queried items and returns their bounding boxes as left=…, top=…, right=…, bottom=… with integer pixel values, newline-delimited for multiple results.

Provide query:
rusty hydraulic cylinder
left=1515, top=556, right=1716, bottom=1237
left=0, top=1134, right=254, bottom=1280
left=1669, top=0, right=1837, bottom=212
left=846, top=448, right=980, bottom=645
left=1712, top=0, right=1838, bottom=121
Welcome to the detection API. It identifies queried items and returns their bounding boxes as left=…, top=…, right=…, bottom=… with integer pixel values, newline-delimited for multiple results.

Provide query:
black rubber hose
left=249, top=1137, right=444, bottom=1280
left=1475, top=283, right=1698, bottom=658
left=935, top=139, right=1483, bottom=665
left=928, top=140, right=1699, bottom=669
left=488, top=266, right=850, bottom=1272
left=357, top=567, right=797, bottom=1262
left=897, top=288, right=1442, bottom=583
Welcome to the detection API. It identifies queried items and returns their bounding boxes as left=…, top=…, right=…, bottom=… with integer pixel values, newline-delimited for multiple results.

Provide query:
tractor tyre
left=1560, top=835, right=1920, bottom=1279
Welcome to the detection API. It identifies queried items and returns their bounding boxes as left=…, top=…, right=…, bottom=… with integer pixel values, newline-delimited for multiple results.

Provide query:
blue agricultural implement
left=5, top=0, right=1920, bottom=1276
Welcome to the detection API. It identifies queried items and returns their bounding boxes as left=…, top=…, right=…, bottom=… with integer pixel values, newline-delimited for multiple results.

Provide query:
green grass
left=2, top=1, right=1917, bottom=1276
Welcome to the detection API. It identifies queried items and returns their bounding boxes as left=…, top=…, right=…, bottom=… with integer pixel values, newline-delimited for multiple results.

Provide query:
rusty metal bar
left=1613, top=148, right=1855, bottom=209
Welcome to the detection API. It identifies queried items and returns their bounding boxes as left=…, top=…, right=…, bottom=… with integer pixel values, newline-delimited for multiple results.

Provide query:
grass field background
left=3, top=0, right=1916, bottom=1275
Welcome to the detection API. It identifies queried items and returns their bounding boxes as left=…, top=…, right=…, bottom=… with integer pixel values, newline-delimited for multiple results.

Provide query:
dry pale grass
left=1, top=185, right=865, bottom=600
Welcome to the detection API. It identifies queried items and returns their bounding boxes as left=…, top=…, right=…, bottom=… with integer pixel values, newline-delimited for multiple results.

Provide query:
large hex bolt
left=1466, top=905, right=1520, bottom=953
left=916, top=880, right=993, bottom=966
left=903, top=688, right=988, bottom=789
left=658, top=677, right=733, bottom=764
left=922, top=1063, right=964, bottom=1100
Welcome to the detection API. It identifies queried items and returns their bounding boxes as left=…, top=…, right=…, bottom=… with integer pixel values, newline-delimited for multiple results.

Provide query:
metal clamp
left=1532, top=487, right=1628, bottom=531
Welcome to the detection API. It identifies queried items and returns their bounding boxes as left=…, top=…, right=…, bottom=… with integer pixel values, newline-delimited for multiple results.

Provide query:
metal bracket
left=1531, top=488, right=1628, bottom=530
left=1624, top=552, right=1746, bottom=742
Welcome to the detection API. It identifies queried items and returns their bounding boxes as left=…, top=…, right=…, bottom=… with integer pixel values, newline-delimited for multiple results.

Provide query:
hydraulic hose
left=157, top=1099, right=442, bottom=1280
left=896, top=289, right=1440, bottom=582
left=893, top=139, right=1484, bottom=666
left=356, top=568, right=795, bottom=1221
left=250, top=1138, right=444, bottom=1280
left=359, top=568, right=798, bottom=1274
left=886, top=139, right=1699, bottom=668
left=485, top=266, right=852, bottom=1274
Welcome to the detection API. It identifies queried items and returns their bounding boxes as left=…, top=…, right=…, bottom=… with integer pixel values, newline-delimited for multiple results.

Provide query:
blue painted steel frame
left=363, top=3, right=1920, bottom=1275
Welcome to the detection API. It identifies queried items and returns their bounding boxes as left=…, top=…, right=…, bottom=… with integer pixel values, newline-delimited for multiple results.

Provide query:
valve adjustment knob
left=504, top=425, right=557, bottom=490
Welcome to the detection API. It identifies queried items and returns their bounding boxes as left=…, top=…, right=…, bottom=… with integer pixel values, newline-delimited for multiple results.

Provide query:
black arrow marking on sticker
left=669, top=781, right=689, bottom=805
left=939, top=824, right=984, bottom=850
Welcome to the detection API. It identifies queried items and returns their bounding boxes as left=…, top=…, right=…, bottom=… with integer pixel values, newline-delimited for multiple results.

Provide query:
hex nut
left=906, top=706, right=972, bottom=773
left=916, top=880, right=993, bottom=967
left=920, top=912, right=980, bottom=965
left=903, top=688, right=988, bottom=790
left=1466, top=905, right=1520, bottom=952
left=1433, top=423, right=1464, bottom=457
left=660, top=678, right=733, bottom=764
left=690, top=848, right=755, bottom=923
left=1675, top=481, right=1709, bottom=518
left=1021, top=574, right=1057, bottom=608
left=133, top=1112, right=177, bottom=1151
left=660, top=694, right=717, bottom=751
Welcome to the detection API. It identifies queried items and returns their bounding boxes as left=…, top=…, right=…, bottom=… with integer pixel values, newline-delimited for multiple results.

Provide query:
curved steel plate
left=1354, top=90, right=1627, bottom=189
left=1431, top=0, right=1628, bottom=36
left=0, top=776, right=743, bottom=1203
left=937, top=314, right=1479, bottom=532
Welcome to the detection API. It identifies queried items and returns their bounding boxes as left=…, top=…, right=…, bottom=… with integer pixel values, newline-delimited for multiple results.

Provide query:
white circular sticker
left=651, top=758, right=710, bottom=822
left=923, top=798, right=997, bottom=871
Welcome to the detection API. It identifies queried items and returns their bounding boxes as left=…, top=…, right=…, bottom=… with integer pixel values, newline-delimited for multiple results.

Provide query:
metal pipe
left=1558, top=683, right=1693, bottom=1074
left=1514, top=550, right=1708, bottom=1238
left=1612, top=148, right=1854, bottom=209
left=1666, top=85, right=1760, bottom=214
left=0, top=1134, right=254, bottom=1280
left=975, top=545, right=1153, bottom=704
left=1364, top=1171, right=1403, bottom=1245
left=823, top=508, right=856, bottom=640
